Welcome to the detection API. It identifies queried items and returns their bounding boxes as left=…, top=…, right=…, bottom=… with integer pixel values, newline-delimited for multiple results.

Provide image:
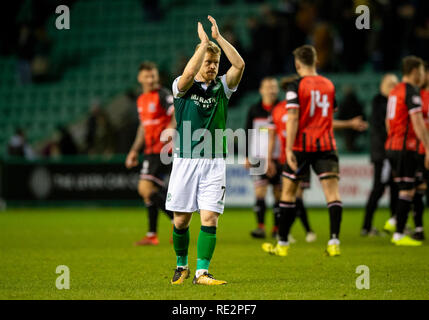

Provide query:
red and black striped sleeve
left=405, top=83, right=422, bottom=115
left=285, top=79, right=300, bottom=110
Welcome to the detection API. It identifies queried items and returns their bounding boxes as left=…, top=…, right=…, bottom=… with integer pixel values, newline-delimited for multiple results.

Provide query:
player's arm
left=407, top=86, right=429, bottom=168
left=266, top=127, right=277, bottom=177
left=125, top=124, right=145, bottom=168
left=333, top=116, right=368, bottom=131
left=285, top=80, right=300, bottom=171
left=267, top=127, right=276, bottom=163
left=331, top=94, right=368, bottom=130
left=286, top=108, right=299, bottom=172
left=244, top=107, right=253, bottom=169
left=167, top=112, right=176, bottom=129
left=411, top=113, right=429, bottom=148
left=159, top=88, right=176, bottom=130
left=411, top=113, right=429, bottom=165
left=176, top=23, right=210, bottom=93
left=208, top=15, right=245, bottom=89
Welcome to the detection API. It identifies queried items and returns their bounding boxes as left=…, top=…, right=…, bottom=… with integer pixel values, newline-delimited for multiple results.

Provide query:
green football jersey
left=172, top=74, right=236, bottom=158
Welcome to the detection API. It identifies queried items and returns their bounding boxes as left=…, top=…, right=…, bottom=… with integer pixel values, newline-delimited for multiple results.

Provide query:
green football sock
left=173, top=226, right=189, bottom=267
left=197, top=226, right=217, bottom=271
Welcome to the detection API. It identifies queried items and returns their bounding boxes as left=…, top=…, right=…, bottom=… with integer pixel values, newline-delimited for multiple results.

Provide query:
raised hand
left=349, top=116, right=368, bottom=132
left=266, top=159, right=277, bottom=178
left=125, top=150, right=139, bottom=169
left=198, top=22, right=209, bottom=43
left=208, top=15, right=220, bottom=39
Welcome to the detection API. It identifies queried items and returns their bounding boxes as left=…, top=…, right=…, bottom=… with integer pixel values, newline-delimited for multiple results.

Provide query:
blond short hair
left=195, top=41, right=221, bottom=56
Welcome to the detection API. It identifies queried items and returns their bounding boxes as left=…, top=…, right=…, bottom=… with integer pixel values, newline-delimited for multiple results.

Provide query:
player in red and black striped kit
left=269, top=78, right=316, bottom=243
left=262, top=45, right=342, bottom=257
left=244, top=77, right=283, bottom=239
left=268, top=75, right=368, bottom=247
left=408, top=62, right=429, bottom=241
left=269, top=98, right=317, bottom=242
left=125, top=62, right=176, bottom=246
left=385, top=56, right=429, bottom=246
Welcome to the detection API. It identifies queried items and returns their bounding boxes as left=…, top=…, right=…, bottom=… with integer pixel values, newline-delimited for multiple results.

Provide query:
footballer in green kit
left=166, top=15, right=245, bottom=285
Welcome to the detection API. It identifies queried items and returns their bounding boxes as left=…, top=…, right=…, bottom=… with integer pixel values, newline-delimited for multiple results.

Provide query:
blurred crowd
left=219, top=0, right=429, bottom=92
left=7, top=100, right=120, bottom=159
left=3, top=0, right=429, bottom=157
left=0, top=0, right=77, bottom=84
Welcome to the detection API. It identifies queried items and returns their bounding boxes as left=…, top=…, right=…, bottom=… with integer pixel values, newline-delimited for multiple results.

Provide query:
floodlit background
left=1, top=0, right=429, bottom=301
left=0, top=0, right=428, bottom=206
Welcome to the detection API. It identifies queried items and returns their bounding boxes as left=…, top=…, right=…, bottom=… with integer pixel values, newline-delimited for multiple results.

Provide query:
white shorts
left=165, top=157, right=226, bottom=214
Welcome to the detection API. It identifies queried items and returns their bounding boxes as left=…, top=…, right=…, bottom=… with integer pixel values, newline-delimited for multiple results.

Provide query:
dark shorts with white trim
left=252, top=161, right=282, bottom=187
left=140, top=154, right=172, bottom=188
left=387, top=150, right=419, bottom=191
left=282, top=150, right=339, bottom=182
left=253, top=160, right=311, bottom=189
left=415, top=153, right=429, bottom=187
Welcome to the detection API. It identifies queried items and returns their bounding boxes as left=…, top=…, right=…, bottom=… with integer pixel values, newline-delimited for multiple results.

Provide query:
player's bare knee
left=281, top=177, right=298, bottom=202
left=174, top=212, right=192, bottom=229
left=416, top=183, right=427, bottom=192
left=254, top=185, right=267, bottom=199
left=140, top=189, right=153, bottom=204
left=320, top=175, right=340, bottom=202
left=273, top=185, right=282, bottom=201
left=200, top=211, right=219, bottom=227
left=296, top=187, right=304, bottom=199
left=400, top=189, right=415, bottom=199
left=138, top=180, right=158, bottom=203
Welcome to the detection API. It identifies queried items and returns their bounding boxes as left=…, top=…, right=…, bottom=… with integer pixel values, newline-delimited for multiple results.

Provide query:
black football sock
left=389, top=182, right=399, bottom=217
left=150, top=190, right=174, bottom=220
left=328, top=201, right=343, bottom=240
left=278, top=201, right=297, bottom=243
left=147, top=202, right=159, bottom=234
left=296, top=197, right=312, bottom=233
left=273, top=201, right=280, bottom=229
left=254, top=198, right=266, bottom=228
left=396, top=195, right=413, bottom=234
left=363, top=185, right=385, bottom=231
left=413, top=190, right=425, bottom=230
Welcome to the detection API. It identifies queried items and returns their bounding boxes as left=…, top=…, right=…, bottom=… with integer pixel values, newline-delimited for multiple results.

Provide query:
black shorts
left=252, top=161, right=282, bottom=187
left=300, top=171, right=311, bottom=189
left=283, top=150, right=339, bottom=182
left=252, top=160, right=311, bottom=189
left=140, top=154, right=172, bottom=188
left=415, top=154, right=429, bottom=187
left=387, top=150, right=419, bottom=190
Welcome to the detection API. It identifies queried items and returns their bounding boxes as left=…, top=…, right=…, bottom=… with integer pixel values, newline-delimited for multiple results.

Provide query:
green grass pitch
left=0, top=207, right=428, bottom=300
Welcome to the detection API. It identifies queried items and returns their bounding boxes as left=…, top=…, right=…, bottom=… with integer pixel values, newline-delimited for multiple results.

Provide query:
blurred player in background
left=268, top=75, right=367, bottom=246
left=385, top=56, right=429, bottom=246
left=263, top=45, right=343, bottom=257
left=244, top=77, right=283, bottom=239
left=125, top=62, right=176, bottom=246
left=168, top=16, right=244, bottom=285
left=269, top=75, right=316, bottom=243
left=412, top=62, right=429, bottom=240
left=361, top=73, right=399, bottom=236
